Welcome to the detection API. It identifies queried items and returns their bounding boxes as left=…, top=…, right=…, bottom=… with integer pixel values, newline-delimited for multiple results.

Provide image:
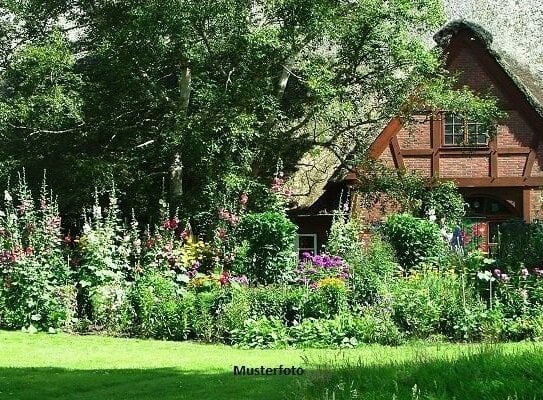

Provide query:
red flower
left=219, top=271, right=230, bottom=286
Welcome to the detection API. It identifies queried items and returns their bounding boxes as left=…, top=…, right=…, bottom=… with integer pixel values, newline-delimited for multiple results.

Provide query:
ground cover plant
left=1, top=331, right=543, bottom=400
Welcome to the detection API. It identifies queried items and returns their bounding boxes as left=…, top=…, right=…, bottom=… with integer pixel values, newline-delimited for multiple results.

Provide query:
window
left=443, top=113, right=488, bottom=146
left=295, top=234, right=317, bottom=259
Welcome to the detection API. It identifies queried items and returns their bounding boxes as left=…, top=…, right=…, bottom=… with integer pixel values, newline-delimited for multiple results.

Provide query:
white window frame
left=295, top=234, right=317, bottom=259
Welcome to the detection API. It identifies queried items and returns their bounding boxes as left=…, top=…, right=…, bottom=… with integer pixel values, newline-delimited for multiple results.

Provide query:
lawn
left=1, top=331, right=543, bottom=400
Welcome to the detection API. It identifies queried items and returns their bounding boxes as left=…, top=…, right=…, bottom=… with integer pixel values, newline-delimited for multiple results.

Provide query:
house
left=287, top=20, right=543, bottom=256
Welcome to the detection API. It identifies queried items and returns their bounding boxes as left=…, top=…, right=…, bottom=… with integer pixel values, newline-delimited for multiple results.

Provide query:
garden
left=2, top=172, right=543, bottom=349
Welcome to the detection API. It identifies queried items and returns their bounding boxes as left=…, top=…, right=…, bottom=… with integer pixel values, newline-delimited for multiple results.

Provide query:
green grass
left=1, top=331, right=543, bottom=400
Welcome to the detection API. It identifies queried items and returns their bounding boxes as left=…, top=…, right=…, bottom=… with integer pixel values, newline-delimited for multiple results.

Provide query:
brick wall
left=397, top=116, right=432, bottom=149
left=403, top=157, right=432, bottom=176
left=440, top=155, right=490, bottom=177
left=497, top=155, right=526, bottom=177
left=497, top=111, right=535, bottom=147
left=448, top=46, right=509, bottom=103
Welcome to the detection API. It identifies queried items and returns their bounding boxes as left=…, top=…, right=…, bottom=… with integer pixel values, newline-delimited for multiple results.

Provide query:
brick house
left=287, top=21, right=543, bottom=256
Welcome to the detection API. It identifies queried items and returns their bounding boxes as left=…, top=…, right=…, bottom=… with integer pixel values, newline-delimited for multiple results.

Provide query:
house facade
left=288, top=21, right=543, bottom=255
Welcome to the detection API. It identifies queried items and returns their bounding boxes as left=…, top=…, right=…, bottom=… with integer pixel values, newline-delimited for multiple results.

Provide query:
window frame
left=442, top=113, right=489, bottom=147
left=295, top=234, right=317, bottom=259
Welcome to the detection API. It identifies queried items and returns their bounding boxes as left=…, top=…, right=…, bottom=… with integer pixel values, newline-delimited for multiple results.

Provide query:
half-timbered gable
left=287, top=20, right=543, bottom=254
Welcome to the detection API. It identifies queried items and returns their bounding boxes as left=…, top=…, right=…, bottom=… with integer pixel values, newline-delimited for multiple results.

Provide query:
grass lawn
left=1, top=331, right=543, bottom=400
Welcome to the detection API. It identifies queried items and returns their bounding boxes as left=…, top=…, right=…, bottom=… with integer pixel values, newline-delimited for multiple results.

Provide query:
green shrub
left=190, top=291, right=219, bottom=342
left=247, top=286, right=306, bottom=324
left=89, top=283, right=135, bottom=335
left=289, top=313, right=403, bottom=348
left=382, top=213, right=446, bottom=270
left=497, top=220, right=543, bottom=270
left=130, top=272, right=188, bottom=340
left=215, top=287, right=251, bottom=343
left=231, top=316, right=289, bottom=349
left=233, top=211, right=296, bottom=284
left=304, top=281, right=348, bottom=319
left=388, top=268, right=483, bottom=340
left=350, top=237, right=399, bottom=306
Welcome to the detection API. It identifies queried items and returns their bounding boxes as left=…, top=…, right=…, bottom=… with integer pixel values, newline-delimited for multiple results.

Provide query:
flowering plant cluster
left=0, top=174, right=73, bottom=330
left=292, top=253, right=350, bottom=288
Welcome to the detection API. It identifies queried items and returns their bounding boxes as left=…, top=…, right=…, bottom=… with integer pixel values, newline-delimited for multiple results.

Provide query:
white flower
left=4, top=190, right=12, bottom=201
left=477, top=270, right=495, bottom=282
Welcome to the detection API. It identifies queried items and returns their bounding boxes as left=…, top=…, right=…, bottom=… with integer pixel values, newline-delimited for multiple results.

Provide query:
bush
left=231, top=316, right=289, bottom=349
left=304, top=281, right=349, bottom=319
left=233, top=211, right=296, bottom=284
left=350, top=236, right=399, bottom=307
left=289, top=313, right=403, bottom=348
left=215, top=287, right=252, bottom=343
left=89, top=283, right=135, bottom=334
left=189, top=290, right=219, bottom=341
left=247, top=286, right=306, bottom=324
left=130, top=271, right=189, bottom=340
left=497, top=220, right=543, bottom=270
left=382, top=213, right=445, bottom=270
left=388, top=268, right=484, bottom=340
left=0, top=175, right=73, bottom=330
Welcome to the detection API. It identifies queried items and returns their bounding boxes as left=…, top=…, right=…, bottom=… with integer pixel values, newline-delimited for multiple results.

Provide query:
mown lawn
left=1, top=331, right=543, bottom=400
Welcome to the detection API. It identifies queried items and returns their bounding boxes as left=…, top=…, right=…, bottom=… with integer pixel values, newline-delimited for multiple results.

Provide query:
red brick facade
left=361, top=28, right=543, bottom=224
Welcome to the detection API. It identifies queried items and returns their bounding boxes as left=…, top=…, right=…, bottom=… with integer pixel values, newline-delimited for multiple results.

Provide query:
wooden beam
left=403, top=149, right=433, bottom=156
left=439, top=148, right=491, bottom=155
left=523, top=189, right=532, bottom=222
left=524, top=150, right=536, bottom=177
left=489, top=137, right=498, bottom=178
left=390, top=137, right=405, bottom=169
left=452, top=177, right=543, bottom=187
left=431, top=114, right=440, bottom=177
left=498, top=147, right=532, bottom=155
left=368, top=118, right=403, bottom=158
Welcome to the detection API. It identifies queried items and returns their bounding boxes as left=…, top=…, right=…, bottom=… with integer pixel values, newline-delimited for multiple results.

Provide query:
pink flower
left=240, top=193, right=248, bottom=206
left=216, top=228, right=227, bottom=240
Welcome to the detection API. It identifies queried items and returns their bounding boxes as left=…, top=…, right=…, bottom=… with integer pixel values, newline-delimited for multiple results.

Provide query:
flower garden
left=2, top=173, right=543, bottom=349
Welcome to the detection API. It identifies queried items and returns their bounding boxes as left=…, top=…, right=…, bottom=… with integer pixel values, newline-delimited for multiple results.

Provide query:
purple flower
left=493, top=268, right=502, bottom=276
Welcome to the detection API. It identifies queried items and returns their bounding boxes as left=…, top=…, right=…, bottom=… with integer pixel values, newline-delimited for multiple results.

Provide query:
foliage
left=292, top=252, right=350, bottom=288
left=88, top=283, right=135, bottom=335
left=357, top=162, right=465, bottom=226
left=382, top=213, right=446, bottom=270
left=496, top=220, right=543, bottom=270
left=0, top=0, right=501, bottom=225
left=231, top=316, right=289, bottom=349
left=388, top=268, right=486, bottom=340
left=246, top=285, right=306, bottom=325
left=326, top=213, right=365, bottom=264
left=0, top=173, right=74, bottom=330
left=130, top=271, right=188, bottom=340
left=233, top=211, right=296, bottom=284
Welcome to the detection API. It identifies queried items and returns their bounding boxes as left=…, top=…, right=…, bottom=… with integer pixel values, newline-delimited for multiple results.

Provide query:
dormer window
left=443, top=113, right=488, bottom=146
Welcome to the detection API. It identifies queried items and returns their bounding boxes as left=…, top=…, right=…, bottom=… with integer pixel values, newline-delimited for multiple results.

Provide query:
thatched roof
left=286, top=11, right=543, bottom=211
left=434, top=19, right=543, bottom=119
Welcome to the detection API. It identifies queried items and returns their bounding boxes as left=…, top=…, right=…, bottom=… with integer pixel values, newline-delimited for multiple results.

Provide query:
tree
left=0, top=0, right=501, bottom=230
